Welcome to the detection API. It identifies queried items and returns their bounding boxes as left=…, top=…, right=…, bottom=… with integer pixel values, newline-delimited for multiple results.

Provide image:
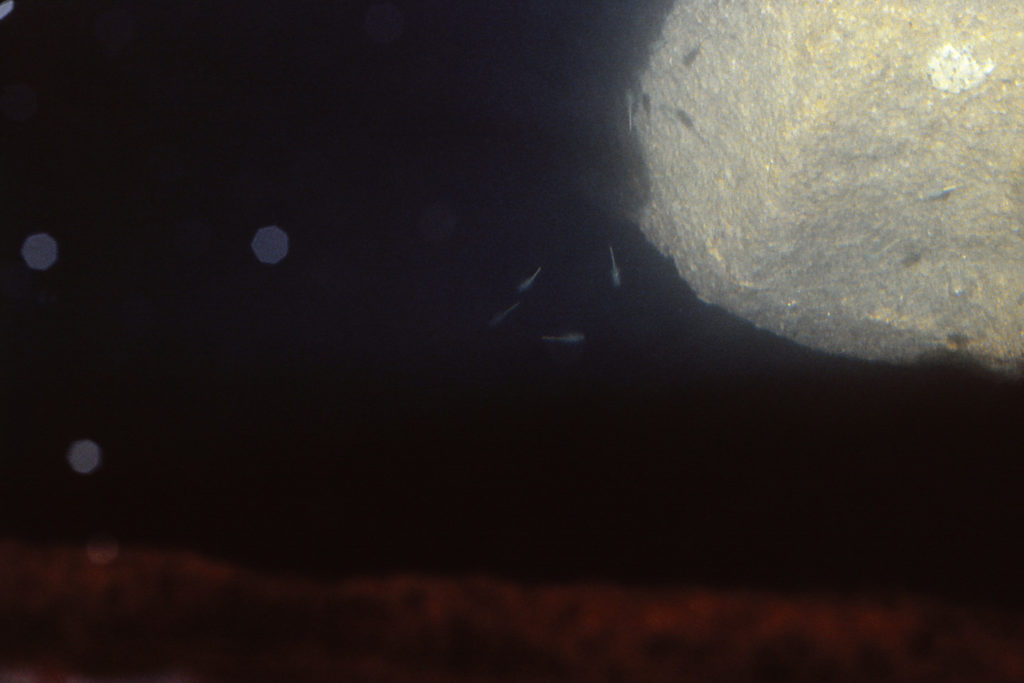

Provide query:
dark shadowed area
left=2, top=4, right=1024, bottom=670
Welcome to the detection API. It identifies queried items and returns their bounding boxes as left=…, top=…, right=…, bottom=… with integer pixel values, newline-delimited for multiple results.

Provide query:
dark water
left=1, top=0, right=1023, bottom=608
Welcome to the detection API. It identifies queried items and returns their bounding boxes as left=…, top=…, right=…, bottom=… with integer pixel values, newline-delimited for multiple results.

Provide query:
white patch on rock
left=927, top=44, right=995, bottom=94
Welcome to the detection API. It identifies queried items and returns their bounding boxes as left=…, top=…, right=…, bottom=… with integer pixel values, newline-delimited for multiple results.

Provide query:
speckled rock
left=635, top=0, right=1024, bottom=371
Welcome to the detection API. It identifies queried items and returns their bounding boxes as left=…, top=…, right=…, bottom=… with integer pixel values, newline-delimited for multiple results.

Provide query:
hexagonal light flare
left=251, top=225, right=289, bottom=265
left=20, top=232, right=58, bottom=271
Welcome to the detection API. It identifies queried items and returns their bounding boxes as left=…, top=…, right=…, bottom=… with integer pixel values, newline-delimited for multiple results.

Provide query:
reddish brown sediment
left=1, top=540, right=1022, bottom=682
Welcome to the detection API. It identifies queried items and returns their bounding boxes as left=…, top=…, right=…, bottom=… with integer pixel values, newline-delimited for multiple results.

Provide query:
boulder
left=635, top=0, right=1024, bottom=371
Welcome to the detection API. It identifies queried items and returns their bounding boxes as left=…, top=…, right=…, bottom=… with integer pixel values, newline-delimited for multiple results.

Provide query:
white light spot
left=363, top=2, right=404, bottom=44
left=0, top=1, right=14, bottom=22
left=86, top=535, right=119, bottom=565
left=67, top=439, right=102, bottom=475
left=928, top=44, right=995, bottom=94
left=1, top=83, right=37, bottom=121
left=251, top=225, right=289, bottom=264
left=20, top=232, right=58, bottom=271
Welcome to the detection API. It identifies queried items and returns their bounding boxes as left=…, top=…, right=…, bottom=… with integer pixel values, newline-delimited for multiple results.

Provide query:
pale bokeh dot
left=251, top=224, right=289, bottom=264
left=20, top=232, right=58, bottom=271
left=67, top=439, right=102, bottom=475
left=0, top=1, right=14, bottom=22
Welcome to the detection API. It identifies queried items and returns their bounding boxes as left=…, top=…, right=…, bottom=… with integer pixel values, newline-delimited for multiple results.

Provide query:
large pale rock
left=636, top=0, right=1024, bottom=371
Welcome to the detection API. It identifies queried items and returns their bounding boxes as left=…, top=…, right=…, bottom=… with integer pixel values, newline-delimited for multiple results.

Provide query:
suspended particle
left=20, top=232, right=58, bottom=271
left=251, top=225, right=289, bottom=264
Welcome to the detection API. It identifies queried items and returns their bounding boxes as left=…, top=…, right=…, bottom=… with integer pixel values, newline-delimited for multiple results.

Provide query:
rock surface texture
left=636, top=0, right=1024, bottom=371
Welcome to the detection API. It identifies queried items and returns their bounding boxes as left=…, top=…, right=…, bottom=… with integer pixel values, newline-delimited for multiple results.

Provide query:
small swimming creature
left=925, top=186, right=958, bottom=201
left=682, top=45, right=701, bottom=67
left=609, top=245, right=621, bottom=288
left=488, top=301, right=520, bottom=328
left=517, top=266, right=542, bottom=292
left=541, top=332, right=585, bottom=344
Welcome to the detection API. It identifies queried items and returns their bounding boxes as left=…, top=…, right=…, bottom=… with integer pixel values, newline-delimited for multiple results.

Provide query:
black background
left=2, top=0, right=1023, bottom=609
